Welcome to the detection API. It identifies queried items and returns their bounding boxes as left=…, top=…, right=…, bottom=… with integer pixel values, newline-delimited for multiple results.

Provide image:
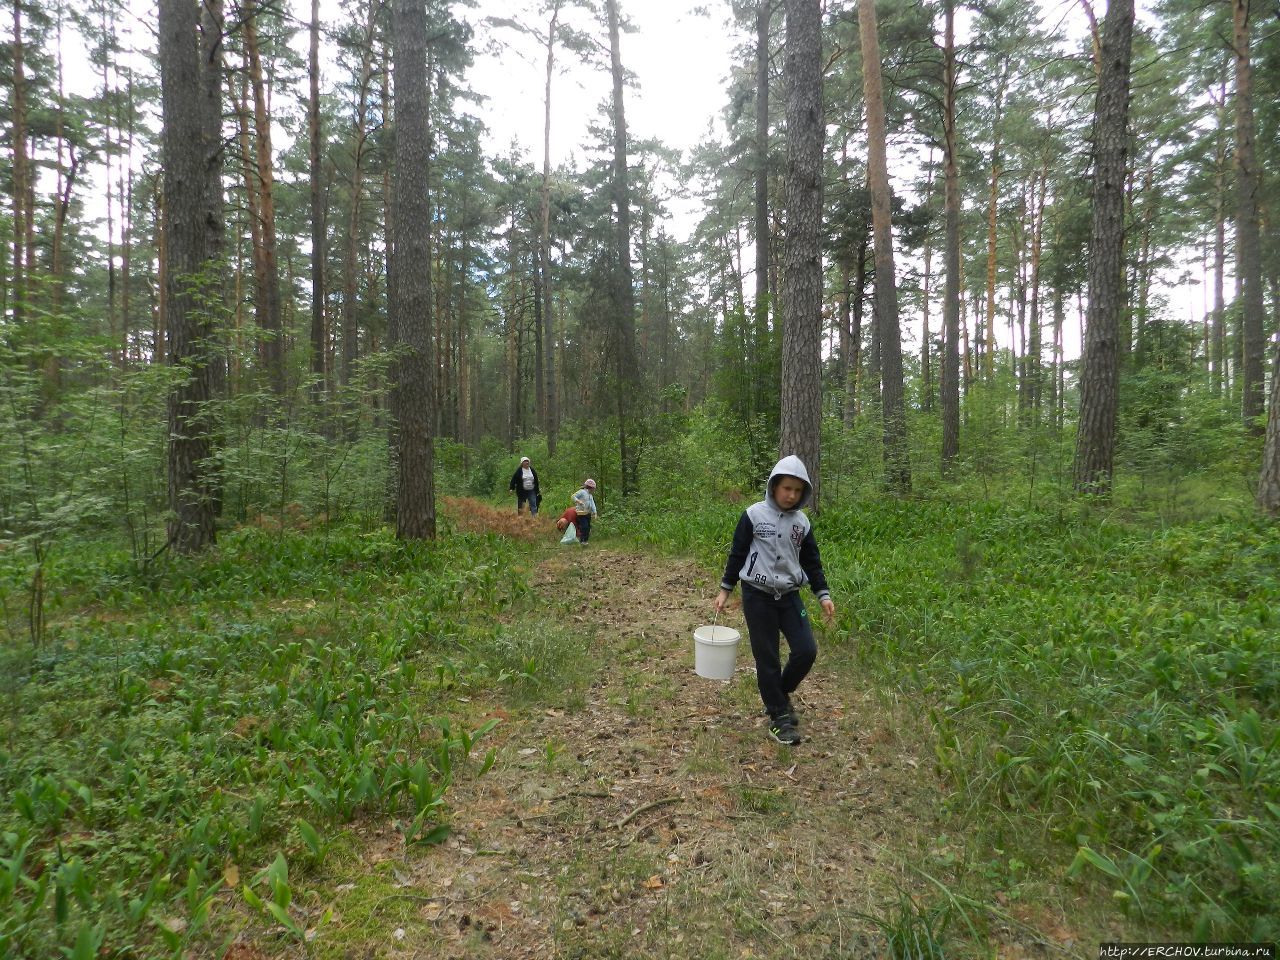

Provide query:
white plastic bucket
left=693, top=625, right=740, bottom=680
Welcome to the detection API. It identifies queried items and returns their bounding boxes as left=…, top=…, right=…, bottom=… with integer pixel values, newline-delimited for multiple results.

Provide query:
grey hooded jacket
left=719, top=455, right=831, bottom=600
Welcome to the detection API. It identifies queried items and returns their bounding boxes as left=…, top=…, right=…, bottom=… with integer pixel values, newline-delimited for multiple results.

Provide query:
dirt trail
left=340, top=536, right=1084, bottom=959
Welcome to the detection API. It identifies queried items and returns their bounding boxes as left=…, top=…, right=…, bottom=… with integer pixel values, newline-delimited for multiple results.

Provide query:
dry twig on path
left=613, top=795, right=683, bottom=829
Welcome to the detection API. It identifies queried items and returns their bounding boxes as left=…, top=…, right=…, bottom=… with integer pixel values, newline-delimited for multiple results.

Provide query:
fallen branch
left=613, top=795, right=682, bottom=829
left=552, top=789, right=611, bottom=802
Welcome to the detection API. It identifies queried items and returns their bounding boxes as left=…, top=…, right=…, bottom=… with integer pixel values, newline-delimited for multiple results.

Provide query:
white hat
left=520, top=456, right=531, bottom=464
left=584, top=478, right=596, bottom=489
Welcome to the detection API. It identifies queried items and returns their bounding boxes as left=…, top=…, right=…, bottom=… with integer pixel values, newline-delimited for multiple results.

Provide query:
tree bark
left=921, top=153, right=934, bottom=414
left=540, top=1, right=561, bottom=454
left=605, top=0, right=639, bottom=496
left=850, top=238, right=867, bottom=420
left=391, top=0, right=435, bottom=539
left=940, top=0, right=961, bottom=469
left=159, top=0, right=218, bottom=552
left=859, top=0, right=910, bottom=494
left=1027, top=163, right=1046, bottom=420
left=1233, top=0, right=1265, bottom=431
left=10, top=0, right=28, bottom=329
left=200, top=0, right=226, bottom=517
left=52, top=15, right=73, bottom=320
left=121, top=72, right=136, bottom=364
left=341, top=4, right=378, bottom=393
left=779, top=0, right=824, bottom=503
left=1212, top=72, right=1228, bottom=396
left=755, top=0, right=772, bottom=418
left=983, top=69, right=1005, bottom=384
left=244, top=0, right=285, bottom=396
left=96, top=6, right=118, bottom=359
left=1051, top=285, right=1064, bottom=430
left=308, top=0, right=327, bottom=400
left=1258, top=338, right=1280, bottom=514
left=1072, top=0, right=1133, bottom=495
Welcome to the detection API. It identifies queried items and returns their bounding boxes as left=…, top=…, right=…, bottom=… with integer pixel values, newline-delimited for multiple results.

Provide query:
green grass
left=0, top=524, right=524, bottom=958
left=5, top=494, right=1278, bottom=953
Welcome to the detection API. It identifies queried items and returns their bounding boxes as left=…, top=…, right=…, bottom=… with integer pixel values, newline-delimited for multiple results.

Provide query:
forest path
left=336, top=514, right=1085, bottom=959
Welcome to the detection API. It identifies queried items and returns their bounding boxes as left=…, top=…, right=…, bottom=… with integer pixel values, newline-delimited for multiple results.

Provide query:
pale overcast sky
left=461, top=0, right=736, bottom=171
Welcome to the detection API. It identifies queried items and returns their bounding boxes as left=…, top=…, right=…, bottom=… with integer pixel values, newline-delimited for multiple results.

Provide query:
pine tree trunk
left=506, top=207, right=521, bottom=449
left=859, top=0, right=909, bottom=493
left=1051, top=286, right=1064, bottom=429
left=458, top=237, right=470, bottom=444
left=605, top=0, right=639, bottom=496
left=1072, top=0, right=1133, bottom=495
left=391, top=0, right=435, bottom=540
left=308, top=0, right=326, bottom=401
left=850, top=238, right=867, bottom=421
left=540, top=1, right=561, bottom=454
left=52, top=17, right=71, bottom=319
left=532, top=242, right=545, bottom=431
left=121, top=73, right=136, bottom=365
left=99, top=13, right=118, bottom=360
left=1028, top=164, right=1046, bottom=421
left=155, top=189, right=167, bottom=362
left=244, top=1, right=285, bottom=396
left=1212, top=75, right=1228, bottom=397
left=341, top=8, right=377, bottom=394
left=1133, top=165, right=1155, bottom=363
left=658, top=229, right=673, bottom=400
left=940, top=0, right=961, bottom=470
left=921, top=154, right=934, bottom=414
left=159, top=0, right=218, bottom=552
left=779, top=0, right=824, bottom=503
left=1258, top=341, right=1280, bottom=514
left=236, top=73, right=266, bottom=371
left=1233, top=0, right=1265, bottom=431
left=1012, top=186, right=1027, bottom=418
left=983, top=71, right=1005, bottom=384
left=199, top=0, right=226, bottom=517
left=840, top=261, right=853, bottom=428
left=10, top=0, right=28, bottom=329
left=755, top=0, right=771, bottom=417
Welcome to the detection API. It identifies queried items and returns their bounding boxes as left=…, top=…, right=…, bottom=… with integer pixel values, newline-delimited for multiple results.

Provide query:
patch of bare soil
left=311, top=538, right=1091, bottom=960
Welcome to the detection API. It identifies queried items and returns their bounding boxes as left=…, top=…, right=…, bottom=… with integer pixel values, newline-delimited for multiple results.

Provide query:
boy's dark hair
left=770, top=473, right=803, bottom=493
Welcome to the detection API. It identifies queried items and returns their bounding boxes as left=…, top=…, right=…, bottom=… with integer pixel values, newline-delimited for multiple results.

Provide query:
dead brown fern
left=441, top=496, right=554, bottom=542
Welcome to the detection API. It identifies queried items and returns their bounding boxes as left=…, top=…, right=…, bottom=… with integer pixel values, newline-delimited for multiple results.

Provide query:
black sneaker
left=767, top=716, right=802, bottom=745
left=762, top=704, right=800, bottom=727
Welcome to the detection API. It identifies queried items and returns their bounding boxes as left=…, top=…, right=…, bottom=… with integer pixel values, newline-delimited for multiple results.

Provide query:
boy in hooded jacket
left=714, top=455, right=834, bottom=745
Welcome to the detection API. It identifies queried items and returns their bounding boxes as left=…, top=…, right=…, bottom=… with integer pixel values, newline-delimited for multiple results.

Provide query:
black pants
left=573, top=513, right=591, bottom=543
left=741, top=586, right=817, bottom=718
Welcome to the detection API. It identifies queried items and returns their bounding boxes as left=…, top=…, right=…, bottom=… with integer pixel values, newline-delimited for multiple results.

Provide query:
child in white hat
left=570, top=479, right=598, bottom=544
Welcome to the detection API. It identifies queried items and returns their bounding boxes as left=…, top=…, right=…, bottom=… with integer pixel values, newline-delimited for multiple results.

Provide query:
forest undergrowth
left=0, top=495, right=1276, bottom=958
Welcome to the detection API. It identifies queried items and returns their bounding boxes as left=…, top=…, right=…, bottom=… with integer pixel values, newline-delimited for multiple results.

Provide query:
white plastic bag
left=560, top=522, right=578, bottom=544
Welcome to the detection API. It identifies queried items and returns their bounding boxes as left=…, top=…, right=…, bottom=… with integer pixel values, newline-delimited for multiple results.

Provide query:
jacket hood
left=766, top=455, right=812, bottom=510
